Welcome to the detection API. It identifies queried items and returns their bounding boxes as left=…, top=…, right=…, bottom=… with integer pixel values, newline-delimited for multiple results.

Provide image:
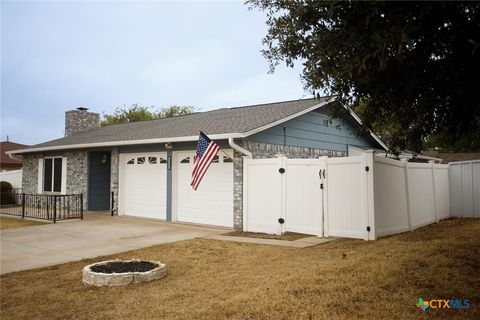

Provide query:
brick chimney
left=65, top=107, right=100, bottom=137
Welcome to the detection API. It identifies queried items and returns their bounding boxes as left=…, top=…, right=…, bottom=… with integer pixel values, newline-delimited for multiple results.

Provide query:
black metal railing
left=0, top=189, right=83, bottom=222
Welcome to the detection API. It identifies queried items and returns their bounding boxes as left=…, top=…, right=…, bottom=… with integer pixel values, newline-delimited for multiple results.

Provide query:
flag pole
left=199, top=130, right=233, bottom=160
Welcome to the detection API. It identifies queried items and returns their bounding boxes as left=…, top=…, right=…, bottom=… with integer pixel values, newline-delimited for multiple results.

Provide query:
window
left=159, top=157, right=167, bottom=164
left=44, top=157, right=63, bottom=192
left=180, top=157, right=190, bottom=164
left=212, top=155, right=220, bottom=163
left=223, top=156, right=233, bottom=163
left=137, top=157, right=145, bottom=164
left=127, top=158, right=135, bottom=164
left=148, top=157, right=157, bottom=164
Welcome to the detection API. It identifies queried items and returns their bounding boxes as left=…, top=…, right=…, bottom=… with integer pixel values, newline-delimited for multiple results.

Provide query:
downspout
left=7, top=152, right=22, bottom=162
left=228, top=138, right=252, bottom=158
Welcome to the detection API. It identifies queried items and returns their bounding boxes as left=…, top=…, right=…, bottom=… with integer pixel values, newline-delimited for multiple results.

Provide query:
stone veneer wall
left=65, top=109, right=100, bottom=137
left=110, top=148, right=119, bottom=214
left=232, top=140, right=347, bottom=231
left=21, top=151, right=89, bottom=209
left=22, top=153, right=39, bottom=194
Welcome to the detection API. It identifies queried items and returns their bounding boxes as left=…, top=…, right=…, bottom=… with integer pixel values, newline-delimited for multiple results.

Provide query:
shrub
left=0, top=181, right=13, bottom=191
left=0, top=181, right=15, bottom=205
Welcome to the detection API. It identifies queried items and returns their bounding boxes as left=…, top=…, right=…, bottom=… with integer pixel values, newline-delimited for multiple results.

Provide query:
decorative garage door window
left=148, top=157, right=157, bottom=164
left=126, top=156, right=167, bottom=165
left=180, top=154, right=232, bottom=164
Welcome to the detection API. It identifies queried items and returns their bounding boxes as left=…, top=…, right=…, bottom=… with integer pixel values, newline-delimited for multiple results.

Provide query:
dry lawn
left=0, top=216, right=48, bottom=229
left=1, top=218, right=479, bottom=320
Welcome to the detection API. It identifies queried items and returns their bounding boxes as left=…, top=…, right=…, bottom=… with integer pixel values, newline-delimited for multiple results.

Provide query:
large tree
left=101, top=104, right=194, bottom=127
left=248, top=1, right=480, bottom=153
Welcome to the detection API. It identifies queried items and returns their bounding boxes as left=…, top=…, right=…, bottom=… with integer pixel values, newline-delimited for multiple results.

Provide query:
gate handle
left=323, top=169, right=326, bottom=179
left=318, top=169, right=322, bottom=179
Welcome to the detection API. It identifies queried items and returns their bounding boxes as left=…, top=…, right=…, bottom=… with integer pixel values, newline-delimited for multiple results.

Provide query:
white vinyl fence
left=243, top=153, right=478, bottom=240
left=374, top=157, right=450, bottom=237
left=449, top=160, right=480, bottom=218
left=0, top=169, right=22, bottom=189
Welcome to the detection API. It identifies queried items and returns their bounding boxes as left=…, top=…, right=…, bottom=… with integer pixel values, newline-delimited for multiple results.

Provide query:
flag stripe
left=191, top=143, right=218, bottom=187
left=190, top=131, right=220, bottom=190
left=192, top=144, right=219, bottom=189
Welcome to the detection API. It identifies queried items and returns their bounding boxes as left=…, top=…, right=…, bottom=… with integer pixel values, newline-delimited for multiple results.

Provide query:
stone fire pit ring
left=83, top=259, right=167, bottom=286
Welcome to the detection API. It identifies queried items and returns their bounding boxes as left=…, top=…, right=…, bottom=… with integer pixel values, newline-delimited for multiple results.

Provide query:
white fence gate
left=449, top=160, right=480, bottom=218
left=243, top=157, right=324, bottom=236
left=243, top=152, right=375, bottom=240
left=324, top=153, right=375, bottom=240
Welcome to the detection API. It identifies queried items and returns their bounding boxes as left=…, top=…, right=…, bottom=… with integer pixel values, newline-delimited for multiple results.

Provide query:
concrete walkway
left=0, top=213, right=227, bottom=274
left=204, top=234, right=335, bottom=247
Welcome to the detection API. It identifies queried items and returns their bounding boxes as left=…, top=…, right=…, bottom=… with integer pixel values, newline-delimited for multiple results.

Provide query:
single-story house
left=9, top=97, right=387, bottom=230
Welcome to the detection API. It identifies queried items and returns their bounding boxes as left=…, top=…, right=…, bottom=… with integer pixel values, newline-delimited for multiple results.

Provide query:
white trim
left=241, top=98, right=336, bottom=137
left=37, top=158, right=43, bottom=193
left=341, top=103, right=389, bottom=151
left=7, top=133, right=242, bottom=155
left=61, top=157, right=67, bottom=195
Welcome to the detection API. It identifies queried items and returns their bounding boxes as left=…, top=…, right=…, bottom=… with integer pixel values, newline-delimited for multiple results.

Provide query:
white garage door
left=175, top=150, right=233, bottom=227
left=120, top=153, right=167, bottom=219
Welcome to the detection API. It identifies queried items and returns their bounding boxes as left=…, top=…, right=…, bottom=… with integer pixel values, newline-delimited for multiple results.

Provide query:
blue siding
left=246, top=110, right=380, bottom=152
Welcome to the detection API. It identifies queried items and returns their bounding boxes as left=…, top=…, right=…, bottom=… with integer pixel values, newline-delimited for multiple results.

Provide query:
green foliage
left=248, top=1, right=480, bottom=154
left=100, top=104, right=195, bottom=127
left=0, top=181, right=14, bottom=205
left=0, top=181, right=13, bottom=191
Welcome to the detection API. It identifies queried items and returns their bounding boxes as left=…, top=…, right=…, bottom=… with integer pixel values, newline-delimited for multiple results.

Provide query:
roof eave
left=340, top=102, right=389, bottom=151
left=7, top=133, right=244, bottom=155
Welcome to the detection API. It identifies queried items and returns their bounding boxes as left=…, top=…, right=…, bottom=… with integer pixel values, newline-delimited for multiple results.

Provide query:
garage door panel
left=121, top=153, right=167, bottom=220
left=176, top=151, right=233, bottom=228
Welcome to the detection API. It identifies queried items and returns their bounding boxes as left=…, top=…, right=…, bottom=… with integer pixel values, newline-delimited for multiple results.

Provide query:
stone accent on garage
left=233, top=150, right=244, bottom=231
left=110, top=148, right=119, bottom=214
left=21, top=151, right=89, bottom=208
left=231, top=140, right=347, bottom=231
left=242, top=141, right=347, bottom=159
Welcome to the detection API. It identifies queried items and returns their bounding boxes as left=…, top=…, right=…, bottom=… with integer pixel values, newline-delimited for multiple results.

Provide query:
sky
left=0, top=0, right=310, bottom=145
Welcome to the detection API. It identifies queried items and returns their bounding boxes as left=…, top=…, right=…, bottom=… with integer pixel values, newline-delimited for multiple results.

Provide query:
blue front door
left=88, top=151, right=111, bottom=211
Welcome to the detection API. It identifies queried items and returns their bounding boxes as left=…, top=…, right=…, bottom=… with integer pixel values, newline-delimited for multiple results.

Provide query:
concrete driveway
left=0, top=213, right=227, bottom=274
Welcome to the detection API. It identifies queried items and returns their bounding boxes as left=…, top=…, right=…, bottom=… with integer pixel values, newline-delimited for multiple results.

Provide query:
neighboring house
left=1, top=140, right=29, bottom=171
left=421, top=150, right=480, bottom=164
left=349, top=145, right=443, bottom=163
left=8, top=97, right=387, bottom=230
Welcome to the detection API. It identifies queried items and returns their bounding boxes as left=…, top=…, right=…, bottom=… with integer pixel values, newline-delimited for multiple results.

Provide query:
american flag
left=191, top=131, right=220, bottom=190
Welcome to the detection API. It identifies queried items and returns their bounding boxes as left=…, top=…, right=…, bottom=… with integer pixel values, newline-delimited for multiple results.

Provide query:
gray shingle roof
left=30, top=97, right=333, bottom=149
